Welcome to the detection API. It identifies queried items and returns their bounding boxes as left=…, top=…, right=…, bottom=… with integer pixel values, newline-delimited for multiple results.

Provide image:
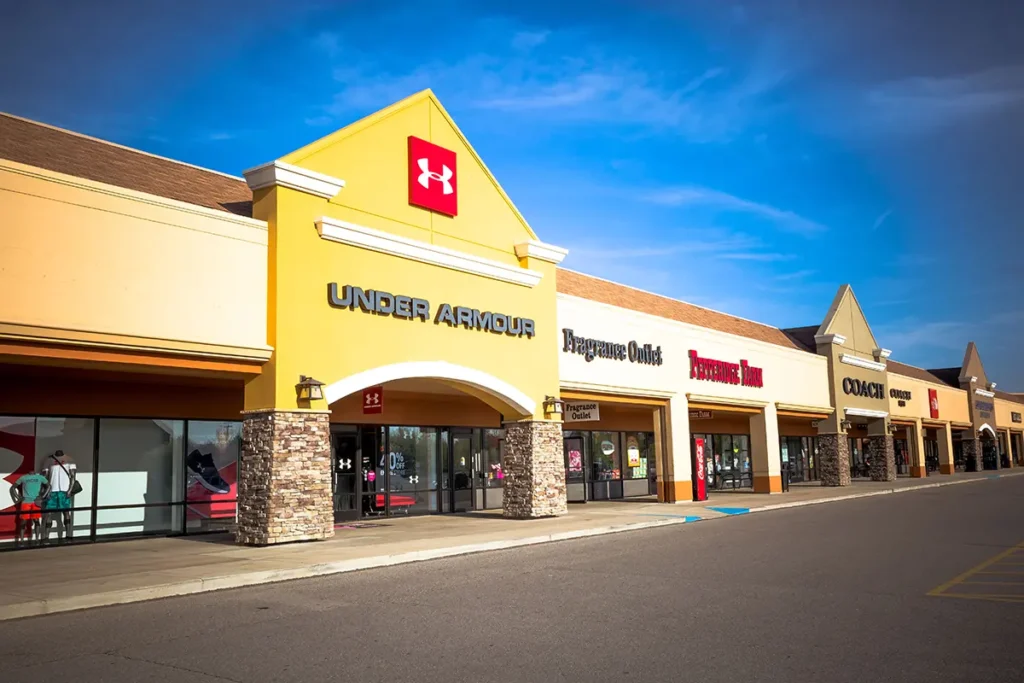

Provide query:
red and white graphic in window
left=408, top=136, right=457, bottom=216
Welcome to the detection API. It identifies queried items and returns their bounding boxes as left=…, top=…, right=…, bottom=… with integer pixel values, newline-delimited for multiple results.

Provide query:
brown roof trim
left=0, top=112, right=253, bottom=217
left=887, top=360, right=961, bottom=388
left=556, top=268, right=809, bottom=352
left=994, top=389, right=1024, bottom=406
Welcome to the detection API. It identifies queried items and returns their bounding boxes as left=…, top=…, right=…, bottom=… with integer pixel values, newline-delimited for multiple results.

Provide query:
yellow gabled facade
left=244, top=90, right=562, bottom=420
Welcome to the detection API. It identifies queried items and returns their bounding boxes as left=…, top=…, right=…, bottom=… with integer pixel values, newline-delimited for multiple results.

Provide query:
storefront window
left=589, top=432, right=621, bottom=481
left=185, top=421, right=240, bottom=533
left=623, top=432, right=651, bottom=480
left=480, top=428, right=504, bottom=488
left=2, top=416, right=96, bottom=548
left=780, top=436, right=818, bottom=483
left=96, top=419, right=184, bottom=537
left=387, top=426, right=439, bottom=514
left=696, top=433, right=751, bottom=490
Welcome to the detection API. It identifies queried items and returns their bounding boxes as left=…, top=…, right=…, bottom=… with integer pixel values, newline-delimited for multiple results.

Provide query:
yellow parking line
left=940, top=593, right=1024, bottom=604
left=962, top=580, right=1024, bottom=585
left=975, top=571, right=1024, bottom=575
left=929, top=542, right=1024, bottom=596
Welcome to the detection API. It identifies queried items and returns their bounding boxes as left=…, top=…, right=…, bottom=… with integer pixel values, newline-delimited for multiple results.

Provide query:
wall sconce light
left=543, top=395, right=565, bottom=416
left=296, top=375, right=326, bottom=402
left=840, top=419, right=853, bottom=431
left=887, top=423, right=899, bottom=435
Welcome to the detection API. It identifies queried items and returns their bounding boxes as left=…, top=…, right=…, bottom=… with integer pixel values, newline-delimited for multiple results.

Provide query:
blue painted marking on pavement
left=988, top=475, right=1001, bottom=479
left=635, top=514, right=704, bottom=522
left=706, top=506, right=750, bottom=515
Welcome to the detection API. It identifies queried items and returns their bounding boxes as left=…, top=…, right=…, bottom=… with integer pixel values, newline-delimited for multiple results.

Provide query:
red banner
left=693, top=437, right=707, bottom=501
left=928, top=389, right=939, bottom=419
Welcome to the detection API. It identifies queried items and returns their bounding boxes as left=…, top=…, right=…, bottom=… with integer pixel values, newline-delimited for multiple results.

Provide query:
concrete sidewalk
left=1, top=469, right=1019, bottom=621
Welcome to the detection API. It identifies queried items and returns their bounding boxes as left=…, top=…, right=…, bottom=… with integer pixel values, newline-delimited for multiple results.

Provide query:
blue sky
left=3, top=0, right=1023, bottom=386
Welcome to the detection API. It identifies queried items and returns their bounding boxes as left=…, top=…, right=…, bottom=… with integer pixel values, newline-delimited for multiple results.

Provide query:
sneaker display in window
left=186, top=449, right=230, bottom=494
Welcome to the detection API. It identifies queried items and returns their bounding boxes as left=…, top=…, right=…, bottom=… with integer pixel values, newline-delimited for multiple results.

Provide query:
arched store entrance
left=979, top=424, right=999, bottom=471
left=322, top=362, right=535, bottom=521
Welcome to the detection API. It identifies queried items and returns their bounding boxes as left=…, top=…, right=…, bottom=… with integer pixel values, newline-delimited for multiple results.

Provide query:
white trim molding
left=814, top=333, right=846, bottom=346
left=686, top=393, right=768, bottom=409
left=559, top=381, right=675, bottom=400
left=845, top=407, right=889, bottom=419
left=979, top=423, right=997, bottom=438
left=873, top=347, right=892, bottom=360
left=975, top=388, right=996, bottom=398
left=840, top=353, right=886, bottom=372
left=514, top=240, right=569, bottom=264
left=776, top=402, right=834, bottom=415
left=316, top=216, right=543, bottom=287
left=243, top=160, right=345, bottom=199
left=959, top=375, right=977, bottom=384
left=322, top=361, right=536, bottom=417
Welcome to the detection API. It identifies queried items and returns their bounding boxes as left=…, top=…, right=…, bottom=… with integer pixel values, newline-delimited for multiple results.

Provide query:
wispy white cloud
left=511, top=30, right=549, bottom=51
left=872, top=208, right=892, bottom=231
left=773, top=269, right=816, bottom=281
left=718, top=252, right=795, bottom=262
left=310, top=28, right=787, bottom=142
left=827, top=65, right=1024, bottom=139
left=640, top=185, right=826, bottom=236
left=207, top=131, right=236, bottom=141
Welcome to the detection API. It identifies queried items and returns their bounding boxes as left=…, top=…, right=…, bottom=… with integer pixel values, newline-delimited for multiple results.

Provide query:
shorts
left=44, top=492, right=72, bottom=511
left=18, top=502, right=42, bottom=521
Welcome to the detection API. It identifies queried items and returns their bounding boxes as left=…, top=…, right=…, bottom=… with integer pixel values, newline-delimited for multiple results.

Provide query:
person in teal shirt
left=12, top=472, right=50, bottom=544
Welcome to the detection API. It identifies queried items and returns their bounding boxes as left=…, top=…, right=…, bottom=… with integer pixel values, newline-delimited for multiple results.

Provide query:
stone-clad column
left=237, top=409, right=334, bottom=546
left=502, top=420, right=567, bottom=519
left=962, top=437, right=981, bottom=472
left=868, top=434, right=896, bottom=482
left=817, top=433, right=851, bottom=487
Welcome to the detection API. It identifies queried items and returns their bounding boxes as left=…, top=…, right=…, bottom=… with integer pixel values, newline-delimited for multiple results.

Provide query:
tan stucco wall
left=995, top=397, right=1024, bottom=430
left=887, top=374, right=970, bottom=424
left=0, top=160, right=270, bottom=360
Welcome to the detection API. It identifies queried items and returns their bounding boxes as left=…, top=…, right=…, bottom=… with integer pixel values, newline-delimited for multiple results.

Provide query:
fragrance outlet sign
left=561, top=329, right=663, bottom=366
left=564, top=402, right=600, bottom=423
left=329, top=284, right=535, bottom=338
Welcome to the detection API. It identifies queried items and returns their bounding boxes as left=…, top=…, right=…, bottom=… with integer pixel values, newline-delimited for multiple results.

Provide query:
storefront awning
left=775, top=402, right=834, bottom=420
left=686, top=394, right=766, bottom=415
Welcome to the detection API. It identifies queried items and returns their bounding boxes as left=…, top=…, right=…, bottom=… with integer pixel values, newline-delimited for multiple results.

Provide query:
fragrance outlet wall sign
left=328, top=283, right=535, bottom=338
left=561, top=329, right=663, bottom=366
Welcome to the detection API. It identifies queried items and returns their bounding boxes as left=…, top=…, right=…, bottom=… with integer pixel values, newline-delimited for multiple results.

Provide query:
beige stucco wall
left=887, top=373, right=970, bottom=424
left=557, top=294, right=831, bottom=408
left=995, top=398, right=1024, bottom=430
left=0, top=160, right=270, bottom=359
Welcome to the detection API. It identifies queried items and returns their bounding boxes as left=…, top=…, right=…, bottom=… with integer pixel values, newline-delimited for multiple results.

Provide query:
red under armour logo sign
left=362, top=385, right=384, bottom=415
left=408, top=136, right=457, bottom=216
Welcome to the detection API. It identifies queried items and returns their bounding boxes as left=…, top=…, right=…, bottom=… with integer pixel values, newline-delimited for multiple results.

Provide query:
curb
left=3, top=471, right=1022, bottom=621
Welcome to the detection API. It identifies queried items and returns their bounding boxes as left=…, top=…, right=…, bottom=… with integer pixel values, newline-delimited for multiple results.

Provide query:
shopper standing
left=43, top=449, right=78, bottom=542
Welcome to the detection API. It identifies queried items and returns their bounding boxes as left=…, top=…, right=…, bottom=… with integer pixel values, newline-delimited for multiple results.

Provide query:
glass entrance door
left=331, top=428, right=361, bottom=522
left=450, top=429, right=475, bottom=513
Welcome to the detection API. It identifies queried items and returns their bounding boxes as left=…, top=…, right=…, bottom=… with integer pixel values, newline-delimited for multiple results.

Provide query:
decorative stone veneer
left=867, top=434, right=896, bottom=482
left=237, top=410, right=334, bottom=546
left=962, top=437, right=982, bottom=472
left=503, top=420, right=568, bottom=519
left=818, top=433, right=851, bottom=487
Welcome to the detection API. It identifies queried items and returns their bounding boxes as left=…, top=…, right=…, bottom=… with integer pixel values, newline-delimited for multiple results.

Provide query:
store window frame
left=694, top=432, right=753, bottom=491
left=1, top=412, right=240, bottom=552
left=562, top=429, right=657, bottom=500
left=780, top=435, right=819, bottom=483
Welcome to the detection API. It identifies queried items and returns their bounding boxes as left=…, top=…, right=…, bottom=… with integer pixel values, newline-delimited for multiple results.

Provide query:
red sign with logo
left=362, top=386, right=384, bottom=415
left=693, top=437, right=707, bottom=501
left=408, top=136, right=457, bottom=216
left=928, top=388, right=939, bottom=419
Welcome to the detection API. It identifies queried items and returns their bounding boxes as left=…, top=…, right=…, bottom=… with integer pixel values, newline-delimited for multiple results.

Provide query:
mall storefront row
left=3, top=93, right=1024, bottom=553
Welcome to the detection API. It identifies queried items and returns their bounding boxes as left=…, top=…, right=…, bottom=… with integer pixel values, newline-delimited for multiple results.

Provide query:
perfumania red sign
left=688, top=350, right=763, bottom=388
